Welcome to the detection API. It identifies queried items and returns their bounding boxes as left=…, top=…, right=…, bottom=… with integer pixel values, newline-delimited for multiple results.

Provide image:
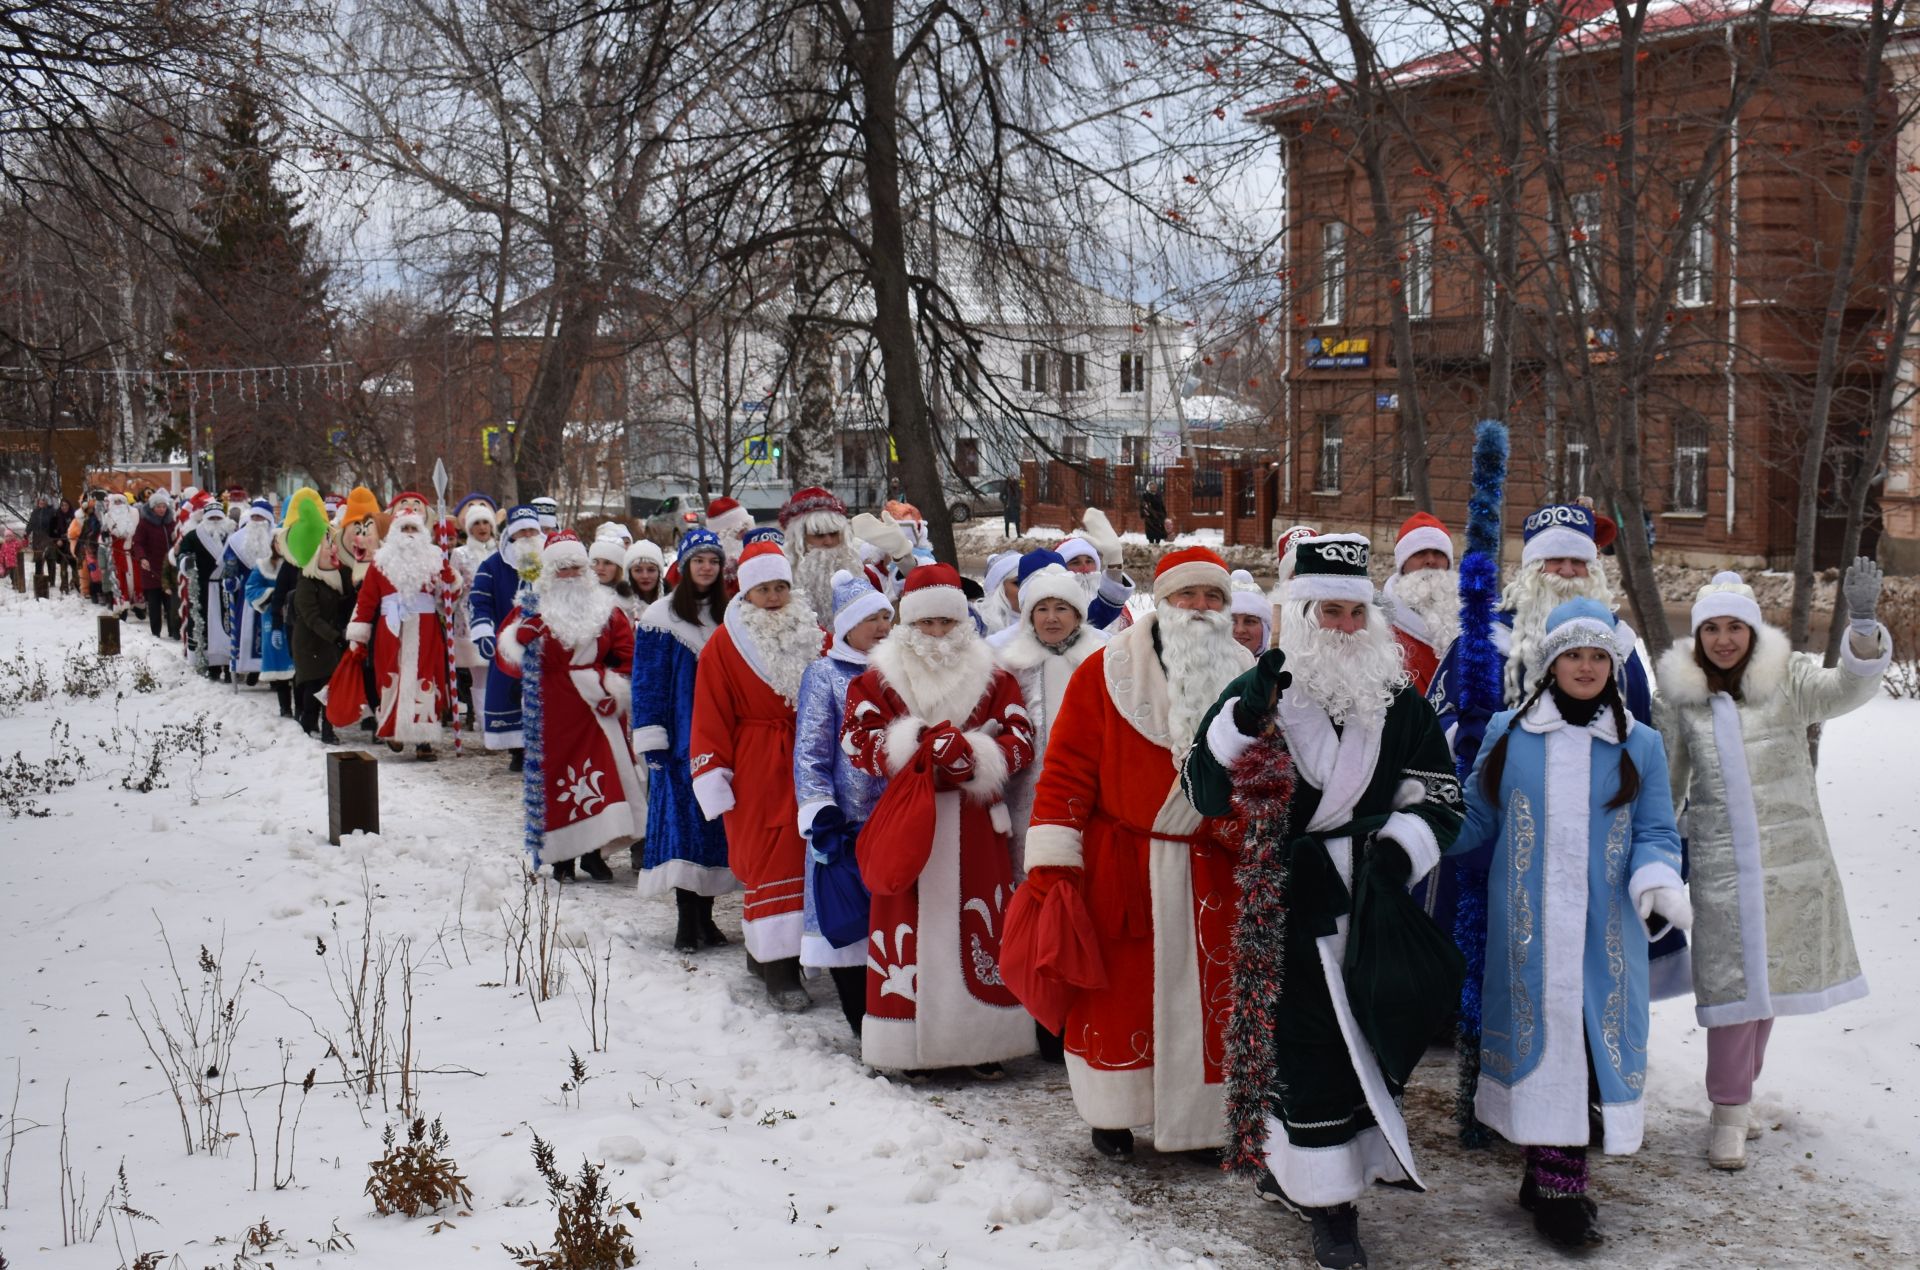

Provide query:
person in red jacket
left=1382, top=511, right=1459, bottom=695
left=131, top=490, right=179, bottom=637
left=689, top=540, right=823, bottom=1010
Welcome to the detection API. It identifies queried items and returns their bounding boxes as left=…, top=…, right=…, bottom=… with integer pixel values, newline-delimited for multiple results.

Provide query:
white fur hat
left=588, top=536, right=626, bottom=567
left=830, top=568, right=894, bottom=642
left=462, top=502, right=497, bottom=531
left=541, top=531, right=589, bottom=571
left=1229, top=569, right=1273, bottom=641
left=1691, top=571, right=1762, bottom=634
left=1055, top=537, right=1101, bottom=569
left=624, top=539, right=665, bottom=572
left=595, top=521, right=633, bottom=546
left=1018, top=563, right=1087, bottom=620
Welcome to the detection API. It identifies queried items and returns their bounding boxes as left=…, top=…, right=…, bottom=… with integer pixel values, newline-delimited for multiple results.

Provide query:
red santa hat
left=1393, top=512, right=1454, bottom=573
left=736, top=539, right=792, bottom=593
left=388, top=490, right=430, bottom=512
left=542, top=530, right=589, bottom=571
left=897, top=563, right=971, bottom=625
left=778, top=485, right=848, bottom=530
left=1152, top=545, right=1231, bottom=603
left=705, top=497, right=753, bottom=538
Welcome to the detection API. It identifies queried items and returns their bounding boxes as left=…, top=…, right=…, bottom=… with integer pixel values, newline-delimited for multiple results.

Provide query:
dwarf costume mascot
left=177, top=501, right=234, bottom=674
left=1382, top=512, right=1459, bottom=695
left=841, top=564, right=1037, bottom=1072
left=101, top=492, right=140, bottom=615
left=632, top=528, right=736, bottom=940
left=1000, top=547, right=1254, bottom=1158
left=1184, top=533, right=1464, bottom=1270
left=471, top=505, right=544, bottom=767
left=346, top=510, right=454, bottom=759
left=223, top=500, right=278, bottom=678
left=496, top=532, right=644, bottom=881
left=690, top=539, right=825, bottom=1010
left=336, top=486, right=384, bottom=586
left=781, top=486, right=863, bottom=618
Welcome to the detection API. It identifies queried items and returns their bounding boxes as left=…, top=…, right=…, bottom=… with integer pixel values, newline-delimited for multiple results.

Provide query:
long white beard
left=105, top=504, right=139, bottom=540
left=1502, top=561, right=1615, bottom=703
left=504, top=535, right=543, bottom=576
left=1072, top=570, right=1103, bottom=603
left=375, top=531, right=443, bottom=596
left=793, top=543, right=862, bottom=617
left=1277, top=603, right=1408, bottom=726
left=1160, top=607, right=1245, bottom=758
left=734, top=594, right=820, bottom=707
left=230, top=520, right=272, bottom=571
left=882, top=624, right=997, bottom=725
left=535, top=573, right=616, bottom=650
left=1389, top=567, right=1461, bottom=650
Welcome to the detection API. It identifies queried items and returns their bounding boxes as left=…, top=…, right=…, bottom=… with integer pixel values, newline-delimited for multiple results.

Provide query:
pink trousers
left=1706, top=1018, right=1774, bottom=1105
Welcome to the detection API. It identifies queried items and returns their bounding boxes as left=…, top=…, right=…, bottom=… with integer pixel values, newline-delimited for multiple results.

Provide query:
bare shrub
left=126, top=926, right=252, bottom=1156
left=1, top=721, right=87, bottom=818
left=501, top=1133, right=639, bottom=1270
left=500, top=866, right=568, bottom=1020
left=366, top=1116, right=473, bottom=1218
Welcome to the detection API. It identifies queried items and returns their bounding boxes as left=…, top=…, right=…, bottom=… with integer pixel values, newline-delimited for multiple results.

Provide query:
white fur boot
left=1708, top=1103, right=1749, bottom=1171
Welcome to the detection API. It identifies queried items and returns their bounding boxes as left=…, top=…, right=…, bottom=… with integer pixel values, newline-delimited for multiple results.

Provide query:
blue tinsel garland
left=1451, top=419, right=1508, bottom=1144
left=519, top=587, right=546, bottom=869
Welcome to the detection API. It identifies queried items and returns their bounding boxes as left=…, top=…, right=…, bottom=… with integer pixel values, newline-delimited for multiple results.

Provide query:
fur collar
left=991, top=622, right=1105, bottom=674
left=722, top=597, right=822, bottom=706
left=867, top=628, right=998, bottom=725
left=300, top=559, right=344, bottom=590
left=1101, top=610, right=1255, bottom=749
left=1519, top=686, right=1629, bottom=742
left=639, top=594, right=715, bottom=656
left=1656, top=622, right=1792, bottom=707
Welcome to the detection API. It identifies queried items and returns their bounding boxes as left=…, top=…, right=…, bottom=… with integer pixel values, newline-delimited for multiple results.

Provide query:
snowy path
left=2, top=589, right=1917, bottom=1268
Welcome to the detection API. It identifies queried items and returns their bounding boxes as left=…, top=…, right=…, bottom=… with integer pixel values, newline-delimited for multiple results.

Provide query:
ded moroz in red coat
left=494, top=600, right=645, bottom=864
left=344, top=548, right=452, bottom=745
left=689, top=601, right=823, bottom=960
left=1002, top=610, right=1253, bottom=1152
left=842, top=627, right=1037, bottom=1071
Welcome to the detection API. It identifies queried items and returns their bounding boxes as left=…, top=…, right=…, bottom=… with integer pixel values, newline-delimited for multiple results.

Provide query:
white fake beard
left=793, top=542, right=862, bottom=618
left=1502, top=560, right=1614, bottom=704
left=1160, top=606, right=1246, bottom=758
left=889, top=623, right=996, bottom=724
left=229, top=519, right=272, bottom=571
left=1072, top=569, right=1103, bottom=602
left=1391, top=567, right=1461, bottom=650
left=735, top=593, right=821, bottom=706
left=505, top=535, right=543, bottom=573
left=1277, top=603, right=1409, bottom=726
left=535, top=572, right=616, bottom=650
left=374, top=530, right=443, bottom=596
left=195, top=517, right=233, bottom=554
left=105, top=503, right=139, bottom=540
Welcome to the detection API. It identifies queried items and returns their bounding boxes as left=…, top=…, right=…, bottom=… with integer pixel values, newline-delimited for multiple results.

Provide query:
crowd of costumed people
left=15, top=455, right=1895, bottom=1270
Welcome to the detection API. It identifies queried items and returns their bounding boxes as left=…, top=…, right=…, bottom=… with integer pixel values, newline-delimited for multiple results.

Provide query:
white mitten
left=1081, top=507, right=1124, bottom=570
left=1635, top=886, right=1693, bottom=934
left=851, top=512, right=912, bottom=562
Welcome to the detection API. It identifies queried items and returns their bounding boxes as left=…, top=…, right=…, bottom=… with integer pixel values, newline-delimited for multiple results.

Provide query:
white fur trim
left=497, top=624, right=529, bottom=669
left=867, top=629, right=998, bottom=726
left=883, top=715, right=926, bottom=776
left=741, top=908, right=803, bottom=961
left=1284, top=574, right=1373, bottom=604
left=692, top=767, right=735, bottom=819
left=1690, top=591, right=1763, bottom=633
left=345, top=620, right=372, bottom=644
left=639, top=595, right=715, bottom=657
left=635, top=858, right=738, bottom=898
left=1023, top=823, right=1083, bottom=870
left=796, top=797, right=834, bottom=835
left=1627, top=861, right=1685, bottom=913
left=1262, top=1115, right=1410, bottom=1208
left=587, top=537, right=625, bottom=567
left=632, top=724, right=668, bottom=753
left=1380, top=810, right=1441, bottom=886
left=898, top=582, right=969, bottom=625
left=1656, top=622, right=1792, bottom=706
left=958, top=728, right=1009, bottom=800
left=832, top=586, right=893, bottom=643
left=1055, top=538, right=1100, bottom=567
left=1151, top=559, right=1230, bottom=603
left=1063, top=1055, right=1154, bottom=1130
left=1393, top=524, right=1454, bottom=571
left=543, top=539, right=589, bottom=571
left=462, top=503, right=497, bottom=530
left=1839, top=621, right=1893, bottom=676
left=1018, top=564, right=1088, bottom=618
left=1521, top=524, right=1597, bottom=564
left=1205, top=706, right=1258, bottom=769
left=736, top=549, right=791, bottom=594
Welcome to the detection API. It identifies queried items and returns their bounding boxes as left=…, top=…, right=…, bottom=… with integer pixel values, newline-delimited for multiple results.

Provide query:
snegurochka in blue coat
left=469, top=505, right=543, bottom=766
left=1452, top=598, right=1690, bottom=1251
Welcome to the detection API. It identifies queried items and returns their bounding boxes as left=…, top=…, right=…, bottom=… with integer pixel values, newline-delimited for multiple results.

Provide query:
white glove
left=1635, top=886, right=1693, bottom=934
left=1081, top=507, right=1123, bottom=569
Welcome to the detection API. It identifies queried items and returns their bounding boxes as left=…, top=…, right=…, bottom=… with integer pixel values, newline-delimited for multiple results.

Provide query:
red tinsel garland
left=1220, top=730, right=1295, bottom=1176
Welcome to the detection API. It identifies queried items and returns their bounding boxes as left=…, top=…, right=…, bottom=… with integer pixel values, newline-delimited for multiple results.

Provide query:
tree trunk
left=514, top=286, right=602, bottom=498
left=784, top=11, right=838, bottom=494
left=854, top=0, right=952, bottom=562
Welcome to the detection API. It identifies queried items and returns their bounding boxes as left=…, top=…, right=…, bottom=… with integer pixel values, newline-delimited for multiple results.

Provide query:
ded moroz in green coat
left=1654, top=621, right=1892, bottom=1028
left=1184, top=674, right=1462, bottom=1209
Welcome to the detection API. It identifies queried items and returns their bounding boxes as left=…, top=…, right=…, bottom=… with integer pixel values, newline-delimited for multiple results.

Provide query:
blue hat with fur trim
left=829, top=568, right=893, bottom=642
left=1015, top=548, right=1067, bottom=586
left=1522, top=503, right=1599, bottom=565
left=678, top=527, right=723, bottom=559
left=1539, top=597, right=1626, bottom=670
left=501, top=504, right=542, bottom=538
left=741, top=525, right=786, bottom=549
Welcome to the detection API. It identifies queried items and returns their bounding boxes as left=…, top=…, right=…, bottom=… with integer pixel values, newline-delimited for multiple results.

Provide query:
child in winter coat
left=1653, top=561, right=1892, bottom=1171
left=1452, top=598, right=1689, bottom=1250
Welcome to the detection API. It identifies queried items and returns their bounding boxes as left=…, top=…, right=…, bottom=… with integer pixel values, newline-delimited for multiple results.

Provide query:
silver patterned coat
left=1654, top=621, right=1891, bottom=1027
left=793, top=644, right=888, bottom=969
left=987, top=620, right=1105, bottom=879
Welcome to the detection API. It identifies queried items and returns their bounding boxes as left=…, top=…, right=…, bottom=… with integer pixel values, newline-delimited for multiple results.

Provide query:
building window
left=592, top=371, right=619, bottom=418
left=1122, top=434, right=1151, bottom=468
left=1404, top=213, right=1433, bottom=321
left=1391, top=428, right=1413, bottom=498
left=1020, top=351, right=1048, bottom=394
left=838, top=349, right=859, bottom=393
left=1060, top=433, right=1089, bottom=462
left=1672, top=414, right=1708, bottom=512
left=1675, top=182, right=1713, bottom=309
left=1059, top=351, right=1089, bottom=394
left=1119, top=351, right=1147, bottom=394
left=1319, top=221, right=1347, bottom=325
left=1315, top=414, right=1343, bottom=492
left=1564, top=438, right=1591, bottom=500
left=1569, top=191, right=1602, bottom=313
left=954, top=436, right=980, bottom=478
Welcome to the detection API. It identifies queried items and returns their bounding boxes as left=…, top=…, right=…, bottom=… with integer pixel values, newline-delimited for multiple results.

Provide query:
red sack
left=1000, top=867, right=1107, bottom=1033
left=323, top=645, right=369, bottom=729
left=855, top=733, right=939, bottom=897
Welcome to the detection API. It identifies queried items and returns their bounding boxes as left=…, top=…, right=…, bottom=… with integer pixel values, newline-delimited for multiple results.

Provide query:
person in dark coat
left=26, top=494, right=58, bottom=585
left=290, top=525, right=356, bottom=743
left=1139, top=484, right=1168, bottom=545
left=1001, top=473, right=1022, bottom=538
left=132, top=491, right=179, bottom=637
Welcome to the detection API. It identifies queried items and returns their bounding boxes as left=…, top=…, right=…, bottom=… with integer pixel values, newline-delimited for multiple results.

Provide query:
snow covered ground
left=3, top=588, right=1918, bottom=1268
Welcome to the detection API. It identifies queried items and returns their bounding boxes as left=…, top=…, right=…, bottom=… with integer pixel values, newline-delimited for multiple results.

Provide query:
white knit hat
left=624, top=539, right=664, bottom=572
left=595, top=521, right=633, bottom=546
left=1690, top=571, right=1762, bottom=634
left=587, top=536, right=626, bottom=567
left=1229, top=569, right=1272, bottom=642
left=1018, top=563, right=1087, bottom=620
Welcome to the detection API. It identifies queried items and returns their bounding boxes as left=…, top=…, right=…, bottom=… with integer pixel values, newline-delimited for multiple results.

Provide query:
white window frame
left=1320, top=221, right=1347, bottom=326
left=1672, top=415, right=1709, bottom=513
left=1316, top=414, right=1343, bottom=492
left=1059, top=351, right=1089, bottom=395
left=1119, top=351, right=1146, bottom=394
left=1020, top=351, right=1048, bottom=394
left=1569, top=191, right=1603, bottom=314
left=1675, top=181, right=1713, bottom=309
left=1404, top=212, right=1433, bottom=321
left=1564, top=438, right=1591, bottom=500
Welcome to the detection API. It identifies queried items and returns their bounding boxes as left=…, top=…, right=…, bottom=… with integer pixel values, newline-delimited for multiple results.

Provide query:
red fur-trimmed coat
left=842, top=635, right=1036, bottom=1070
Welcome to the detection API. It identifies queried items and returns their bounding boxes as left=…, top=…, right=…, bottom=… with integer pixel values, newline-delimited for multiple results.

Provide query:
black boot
left=579, top=851, right=613, bottom=882
left=415, top=744, right=437, bottom=762
left=319, top=722, right=339, bottom=744
left=552, top=859, right=576, bottom=882
left=1520, top=1147, right=1600, bottom=1247
left=828, top=965, right=866, bottom=1036
left=274, top=681, right=293, bottom=717
left=761, top=957, right=811, bottom=1012
left=673, top=889, right=701, bottom=953
left=1035, top=1022, right=1065, bottom=1064
left=509, top=747, right=525, bottom=772
left=630, top=841, right=644, bottom=874
left=1307, top=1203, right=1367, bottom=1269
left=1090, top=1127, right=1134, bottom=1158
left=698, top=895, right=728, bottom=946
left=1530, top=1194, right=1603, bottom=1249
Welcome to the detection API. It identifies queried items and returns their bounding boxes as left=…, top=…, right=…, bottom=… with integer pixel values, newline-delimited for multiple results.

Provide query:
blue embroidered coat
left=1450, top=693, right=1684, bottom=1154
left=630, top=595, right=734, bottom=896
left=792, top=646, right=888, bottom=968
left=245, top=563, right=294, bottom=681
left=469, top=551, right=527, bottom=749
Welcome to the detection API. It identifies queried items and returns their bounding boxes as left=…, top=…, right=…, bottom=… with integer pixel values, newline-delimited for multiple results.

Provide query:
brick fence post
left=1223, top=467, right=1244, bottom=547
left=1164, top=461, right=1193, bottom=538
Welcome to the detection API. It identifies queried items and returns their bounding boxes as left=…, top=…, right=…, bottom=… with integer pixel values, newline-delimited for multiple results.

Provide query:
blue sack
left=812, top=820, right=872, bottom=949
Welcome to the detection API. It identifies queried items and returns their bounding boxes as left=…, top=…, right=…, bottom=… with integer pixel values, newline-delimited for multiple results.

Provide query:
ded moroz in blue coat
left=630, top=594, right=735, bottom=897
left=1452, top=690, right=1685, bottom=1154
left=469, top=549, right=528, bottom=749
